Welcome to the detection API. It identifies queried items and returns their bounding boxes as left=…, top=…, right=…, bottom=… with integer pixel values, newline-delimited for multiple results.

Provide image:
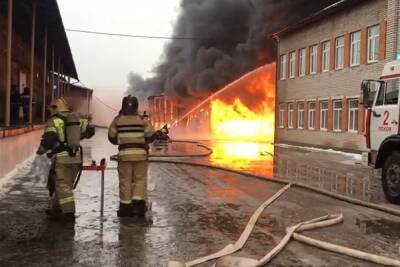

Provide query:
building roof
left=2, top=0, right=78, bottom=79
left=272, top=0, right=369, bottom=39
left=70, top=84, right=93, bottom=93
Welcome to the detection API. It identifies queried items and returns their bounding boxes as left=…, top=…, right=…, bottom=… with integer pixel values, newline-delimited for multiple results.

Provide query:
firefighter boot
left=132, top=200, right=147, bottom=217
left=117, top=203, right=133, bottom=217
left=46, top=209, right=75, bottom=222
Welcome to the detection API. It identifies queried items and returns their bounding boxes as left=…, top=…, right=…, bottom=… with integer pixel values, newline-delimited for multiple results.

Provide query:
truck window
left=384, top=80, right=399, bottom=105
left=375, top=85, right=385, bottom=106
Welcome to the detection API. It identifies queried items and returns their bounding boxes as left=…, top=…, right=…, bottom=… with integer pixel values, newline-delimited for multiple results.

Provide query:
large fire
left=207, top=64, right=276, bottom=173
left=210, top=64, right=276, bottom=143
left=166, top=64, right=276, bottom=172
left=210, top=98, right=275, bottom=141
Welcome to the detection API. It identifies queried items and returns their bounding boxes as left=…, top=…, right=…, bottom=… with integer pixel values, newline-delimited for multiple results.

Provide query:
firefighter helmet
left=48, top=97, right=70, bottom=114
left=121, top=95, right=139, bottom=115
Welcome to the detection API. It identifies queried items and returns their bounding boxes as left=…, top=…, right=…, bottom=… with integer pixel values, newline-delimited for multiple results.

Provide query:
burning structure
left=141, top=0, right=348, bottom=151
left=148, top=64, right=276, bottom=143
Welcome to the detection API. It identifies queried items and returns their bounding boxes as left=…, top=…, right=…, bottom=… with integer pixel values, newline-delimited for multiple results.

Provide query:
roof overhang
left=2, top=0, right=78, bottom=79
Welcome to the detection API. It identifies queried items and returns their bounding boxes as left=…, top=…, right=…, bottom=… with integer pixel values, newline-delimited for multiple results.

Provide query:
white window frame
left=320, top=101, right=328, bottom=131
left=368, top=25, right=380, bottom=63
left=299, top=48, right=306, bottom=76
left=278, top=104, right=285, bottom=128
left=297, top=103, right=304, bottom=129
left=348, top=99, right=359, bottom=132
left=310, top=45, right=318, bottom=74
left=335, top=36, right=344, bottom=70
left=279, top=54, right=287, bottom=80
left=333, top=100, right=343, bottom=132
left=350, top=31, right=361, bottom=67
left=289, top=51, right=296, bottom=78
left=288, top=103, right=294, bottom=128
left=322, top=41, right=330, bottom=72
left=308, top=102, right=316, bottom=130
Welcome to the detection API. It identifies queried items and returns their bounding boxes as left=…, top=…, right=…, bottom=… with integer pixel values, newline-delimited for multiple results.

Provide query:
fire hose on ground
left=85, top=140, right=400, bottom=266
left=166, top=184, right=400, bottom=267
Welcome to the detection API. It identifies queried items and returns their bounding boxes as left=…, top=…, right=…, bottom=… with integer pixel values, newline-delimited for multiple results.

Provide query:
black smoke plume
left=127, top=0, right=338, bottom=101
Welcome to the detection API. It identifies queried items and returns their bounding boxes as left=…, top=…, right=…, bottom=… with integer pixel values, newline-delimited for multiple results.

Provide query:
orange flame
left=210, top=64, right=276, bottom=143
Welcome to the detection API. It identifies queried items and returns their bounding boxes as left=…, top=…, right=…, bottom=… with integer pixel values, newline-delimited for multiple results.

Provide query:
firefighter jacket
left=39, top=112, right=93, bottom=164
left=108, top=115, right=155, bottom=161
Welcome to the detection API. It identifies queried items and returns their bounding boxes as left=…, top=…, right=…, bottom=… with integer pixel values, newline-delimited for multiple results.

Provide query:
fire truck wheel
left=382, top=151, right=400, bottom=204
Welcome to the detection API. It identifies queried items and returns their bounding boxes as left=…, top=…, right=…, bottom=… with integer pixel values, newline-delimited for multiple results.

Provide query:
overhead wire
left=74, top=79, right=119, bottom=113
left=65, top=28, right=200, bottom=40
left=93, top=95, right=119, bottom=113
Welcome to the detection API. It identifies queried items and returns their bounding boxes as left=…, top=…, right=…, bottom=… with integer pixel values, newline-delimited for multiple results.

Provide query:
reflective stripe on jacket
left=108, top=115, right=155, bottom=161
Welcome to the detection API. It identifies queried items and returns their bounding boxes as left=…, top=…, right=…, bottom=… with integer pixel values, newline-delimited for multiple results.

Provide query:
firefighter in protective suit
left=108, top=95, right=157, bottom=217
left=37, top=97, right=95, bottom=221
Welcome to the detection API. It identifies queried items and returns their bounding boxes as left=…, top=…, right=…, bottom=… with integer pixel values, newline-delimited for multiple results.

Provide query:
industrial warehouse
left=1, top=0, right=400, bottom=266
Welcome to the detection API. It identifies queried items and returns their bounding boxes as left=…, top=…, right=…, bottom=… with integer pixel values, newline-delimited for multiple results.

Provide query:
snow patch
left=28, top=155, right=52, bottom=183
left=0, top=154, right=51, bottom=190
left=0, top=153, right=36, bottom=188
left=275, top=143, right=362, bottom=161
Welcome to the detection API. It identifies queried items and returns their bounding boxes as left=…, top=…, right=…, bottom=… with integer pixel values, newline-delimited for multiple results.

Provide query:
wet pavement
left=0, top=129, right=400, bottom=266
left=162, top=140, right=391, bottom=207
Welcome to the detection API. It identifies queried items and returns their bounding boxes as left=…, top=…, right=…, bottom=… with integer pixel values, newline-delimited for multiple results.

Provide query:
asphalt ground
left=0, top=129, right=399, bottom=266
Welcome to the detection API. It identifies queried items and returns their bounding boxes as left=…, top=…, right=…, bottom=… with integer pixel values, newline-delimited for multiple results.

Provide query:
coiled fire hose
left=168, top=189, right=400, bottom=267
left=167, top=184, right=292, bottom=267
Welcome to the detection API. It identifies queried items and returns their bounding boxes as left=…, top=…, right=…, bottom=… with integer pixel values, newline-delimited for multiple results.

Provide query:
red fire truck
left=362, top=60, right=400, bottom=204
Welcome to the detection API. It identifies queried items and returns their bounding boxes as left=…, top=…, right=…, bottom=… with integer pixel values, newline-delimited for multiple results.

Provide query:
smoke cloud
left=127, top=0, right=338, bottom=101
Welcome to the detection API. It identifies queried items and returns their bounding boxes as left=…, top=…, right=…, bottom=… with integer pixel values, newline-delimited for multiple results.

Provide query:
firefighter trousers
left=117, top=161, right=148, bottom=204
left=50, top=162, right=80, bottom=214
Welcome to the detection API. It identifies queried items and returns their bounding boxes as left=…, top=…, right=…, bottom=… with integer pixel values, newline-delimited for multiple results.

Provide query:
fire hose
left=167, top=184, right=292, bottom=267
left=167, top=189, right=400, bottom=267
left=94, top=140, right=400, bottom=265
left=108, top=139, right=400, bottom=217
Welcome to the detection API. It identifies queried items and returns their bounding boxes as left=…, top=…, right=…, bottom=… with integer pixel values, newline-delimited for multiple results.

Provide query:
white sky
left=57, top=0, right=180, bottom=94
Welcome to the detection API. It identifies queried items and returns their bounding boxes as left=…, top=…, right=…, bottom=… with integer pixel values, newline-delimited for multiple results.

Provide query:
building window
left=279, top=54, right=287, bottom=80
left=288, top=103, right=294, bottom=128
left=310, top=45, right=318, bottom=74
left=322, top=41, right=330, bottom=72
left=335, top=36, right=344, bottom=70
left=333, top=100, right=342, bottom=131
left=308, top=102, right=316, bottom=129
left=299, top=48, right=306, bottom=76
left=348, top=99, right=359, bottom=132
left=368, top=25, right=380, bottom=63
left=278, top=104, right=284, bottom=128
left=298, top=103, right=304, bottom=129
left=289, top=52, right=296, bottom=78
left=320, top=101, right=328, bottom=130
left=350, top=31, right=361, bottom=66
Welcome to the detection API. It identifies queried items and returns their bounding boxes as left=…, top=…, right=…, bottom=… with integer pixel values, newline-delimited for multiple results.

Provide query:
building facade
left=274, top=0, right=399, bottom=151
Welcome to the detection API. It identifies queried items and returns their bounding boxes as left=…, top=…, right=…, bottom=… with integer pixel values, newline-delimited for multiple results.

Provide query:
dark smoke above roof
left=127, top=0, right=339, bottom=101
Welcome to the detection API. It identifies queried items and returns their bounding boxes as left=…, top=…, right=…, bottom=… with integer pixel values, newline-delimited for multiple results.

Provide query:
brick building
left=273, top=0, right=399, bottom=151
